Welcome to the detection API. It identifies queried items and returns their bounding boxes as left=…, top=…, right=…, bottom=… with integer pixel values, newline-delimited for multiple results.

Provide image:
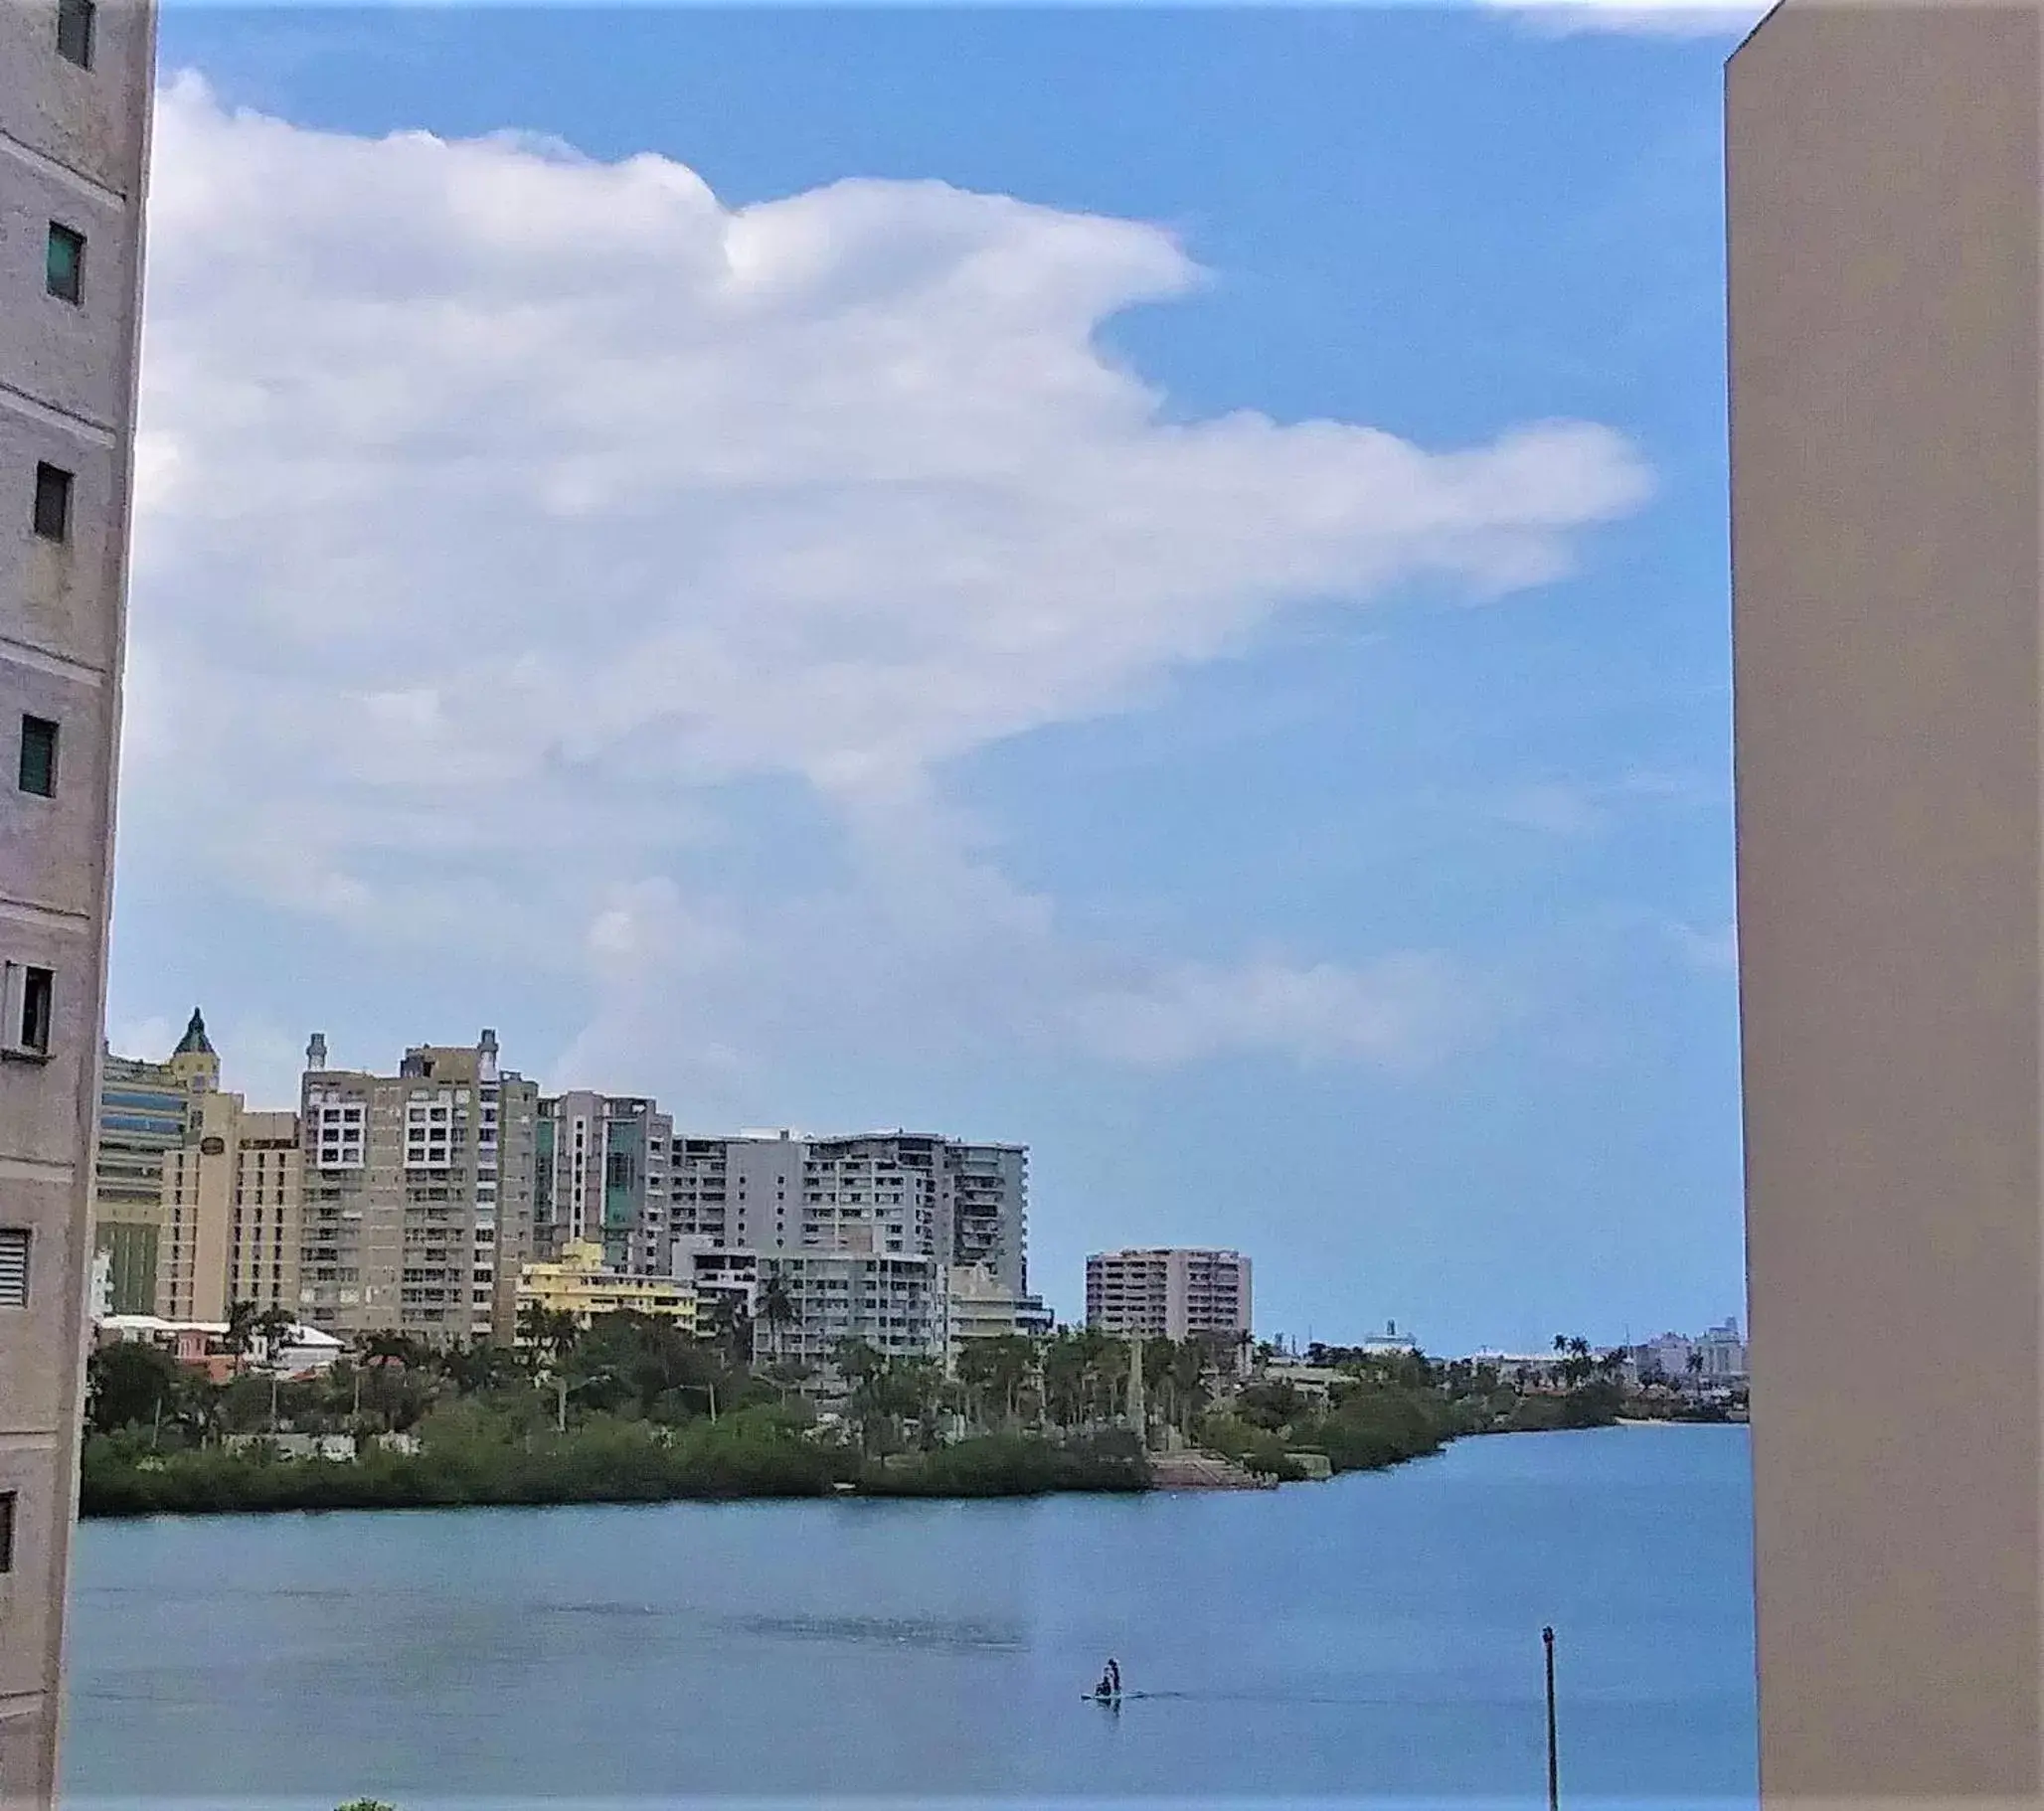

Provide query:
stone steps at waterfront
left=1148, top=1448, right=1278, bottom=1490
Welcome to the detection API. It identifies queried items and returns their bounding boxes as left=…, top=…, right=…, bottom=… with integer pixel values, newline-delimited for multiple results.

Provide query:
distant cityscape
left=88, top=1011, right=1745, bottom=1399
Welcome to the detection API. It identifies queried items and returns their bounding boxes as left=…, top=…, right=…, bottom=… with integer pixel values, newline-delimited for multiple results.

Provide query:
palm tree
left=221, top=1298, right=260, bottom=1361
left=756, top=1275, right=798, bottom=1361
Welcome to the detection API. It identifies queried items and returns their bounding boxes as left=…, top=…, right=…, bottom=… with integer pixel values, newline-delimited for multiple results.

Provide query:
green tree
left=85, top=1341, right=190, bottom=1438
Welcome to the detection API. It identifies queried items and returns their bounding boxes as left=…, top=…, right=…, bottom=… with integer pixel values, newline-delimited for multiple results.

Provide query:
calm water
left=63, top=1425, right=1755, bottom=1811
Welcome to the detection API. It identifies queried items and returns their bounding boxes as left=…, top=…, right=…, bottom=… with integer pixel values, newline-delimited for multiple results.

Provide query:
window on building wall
left=0, top=1229, right=29, bottom=1308
left=2, top=966, right=53, bottom=1059
left=18, top=717, right=57, bottom=798
left=0, top=1490, right=15, bottom=1571
left=32, top=463, right=73, bottom=542
left=56, top=0, right=94, bottom=66
left=46, top=224, right=85, bottom=303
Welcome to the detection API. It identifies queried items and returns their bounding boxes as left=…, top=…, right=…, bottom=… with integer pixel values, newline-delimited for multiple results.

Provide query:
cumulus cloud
left=125, top=75, right=1651, bottom=1086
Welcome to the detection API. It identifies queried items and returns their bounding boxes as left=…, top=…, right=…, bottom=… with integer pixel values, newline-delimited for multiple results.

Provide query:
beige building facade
left=1086, top=1247, right=1252, bottom=1354
left=298, top=1032, right=539, bottom=1344
left=0, top=2, right=156, bottom=1805
left=1730, top=2, right=2044, bottom=1801
left=159, top=1089, right=301, bottom=1324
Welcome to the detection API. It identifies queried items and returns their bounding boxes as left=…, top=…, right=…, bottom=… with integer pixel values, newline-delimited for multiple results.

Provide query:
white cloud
left=1071, top=952, right=1493, bottom=1071
left=1492, top=782, right=1609, bottom=838
left=1482, top=0, right=1770, bottom=36
left=1670, top=920, right=1739, bottom=973
left=124, top=75, right=1653, bottom=1086
left=108, top=1014, right=177, bottom=1064
left=1487, top=768, right=1718, bottom=837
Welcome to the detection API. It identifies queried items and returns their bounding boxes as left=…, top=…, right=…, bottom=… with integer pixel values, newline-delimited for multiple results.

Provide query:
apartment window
left=46, top=224, right=84, bottom=303
left=0, top=1490, right=14, bottom=1572
left=0, top=1229, right=28, bottom=1308
left=32, top=463, right=73, bottom=542
left=18, top=717, right=57, bottom=798
left=2, top=966, right=53, bottom=1059
left=56, top=0, right=94, bottom=67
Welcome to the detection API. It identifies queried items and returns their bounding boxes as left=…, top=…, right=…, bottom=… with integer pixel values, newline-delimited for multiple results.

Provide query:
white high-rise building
left=670, top=1129, right=1032, bottom=1369
left=0, top=4, right=156, bottom=1803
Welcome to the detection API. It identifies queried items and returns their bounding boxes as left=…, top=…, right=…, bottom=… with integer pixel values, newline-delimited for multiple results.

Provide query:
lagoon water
left=62, top=1425, right=1755, bottom=1811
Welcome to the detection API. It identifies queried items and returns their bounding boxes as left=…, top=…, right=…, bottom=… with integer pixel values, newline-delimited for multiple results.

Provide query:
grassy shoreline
left=77, top=1385, right=1626, bottom=1518
left=78, top=1423, right=1153, bottom=1517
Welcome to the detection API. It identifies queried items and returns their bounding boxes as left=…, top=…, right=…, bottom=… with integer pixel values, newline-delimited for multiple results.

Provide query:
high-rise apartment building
left=535, top=1091, right=672, bottom=1273
left=0, top=3, right=157, bottom=1798
left=672, top=1129, right=1029, bottom=1290
left=91, top=1009, right=216, bottom=1313
left=298, top=1032, right=539, bottom=1344
left=1086, top=1248, right=1252, bottom=1355
left=159, top=1089, right=301, bottom=1324
left=1729, top=4, right=2044, bottom=1799
left=0, top=2, right=156, bottom=1804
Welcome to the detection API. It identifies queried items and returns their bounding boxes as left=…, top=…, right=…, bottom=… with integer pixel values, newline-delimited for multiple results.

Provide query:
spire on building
left=172, top=1008, right=215, bottom=1058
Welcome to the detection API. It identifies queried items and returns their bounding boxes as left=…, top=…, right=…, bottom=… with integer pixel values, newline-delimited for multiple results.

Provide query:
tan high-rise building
left=159, top=1089, right=301, bottom=1324
left=1730, top=3, right=2044, bottom=1801
left=1085, top=1247, right=1252, bottom=1353
left=0, top=1, right=156, bottom=1805
left=299, top=1031, right=539, bottom=1344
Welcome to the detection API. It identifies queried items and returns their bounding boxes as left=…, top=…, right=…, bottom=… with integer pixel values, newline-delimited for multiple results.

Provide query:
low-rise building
left=517, top=1240, right=697, bottom=1331
left=757, top=1250, right=945, bottom=1368
left=945, top=1262, right=1052, bottom=1369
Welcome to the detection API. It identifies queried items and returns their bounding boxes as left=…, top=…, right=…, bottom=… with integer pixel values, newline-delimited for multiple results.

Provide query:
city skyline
left=93, top=1007, right=1737, bottom=1347
left=108, top=4, right=1761, bottom=1356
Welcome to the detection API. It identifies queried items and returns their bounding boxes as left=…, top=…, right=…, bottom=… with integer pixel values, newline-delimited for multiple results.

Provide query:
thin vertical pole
left=1543, top=1626, right=1559, bottom=1811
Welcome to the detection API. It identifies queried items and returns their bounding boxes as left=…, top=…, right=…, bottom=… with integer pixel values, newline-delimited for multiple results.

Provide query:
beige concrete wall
left=1730, top=3, right=2044, bottom=1800
left=0, top=3, right=155, bottom=1806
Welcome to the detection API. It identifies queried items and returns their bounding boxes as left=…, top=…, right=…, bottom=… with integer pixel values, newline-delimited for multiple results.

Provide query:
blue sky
left=116, top=3, right=1756, bottom=1352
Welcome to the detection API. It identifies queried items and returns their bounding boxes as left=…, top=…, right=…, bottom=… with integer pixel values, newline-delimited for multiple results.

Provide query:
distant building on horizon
left=1086, top=1247, right=1253, bottom=1358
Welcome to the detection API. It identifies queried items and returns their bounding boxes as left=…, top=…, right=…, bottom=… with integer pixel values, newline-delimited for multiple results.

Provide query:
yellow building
left=516, top=1240, right=696, bottom=1332
left=160, top=1090, right=302, bottom=1324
